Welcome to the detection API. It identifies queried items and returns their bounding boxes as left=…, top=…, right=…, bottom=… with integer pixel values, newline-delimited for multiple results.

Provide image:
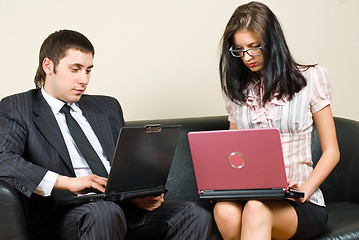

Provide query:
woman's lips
left=247, top=63, right=256, bottom=68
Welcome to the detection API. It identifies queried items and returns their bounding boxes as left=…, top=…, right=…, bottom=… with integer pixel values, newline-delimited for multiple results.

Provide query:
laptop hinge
left=145, top=124, right=162, bottom=133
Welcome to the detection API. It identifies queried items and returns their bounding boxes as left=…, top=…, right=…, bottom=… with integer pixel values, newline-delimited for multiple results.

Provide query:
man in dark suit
left=0, top=29, right=212, bottom=240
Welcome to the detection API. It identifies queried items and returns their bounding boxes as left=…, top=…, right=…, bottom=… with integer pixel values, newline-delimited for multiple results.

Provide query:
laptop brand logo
left=228, top=152, right=245, bottom=169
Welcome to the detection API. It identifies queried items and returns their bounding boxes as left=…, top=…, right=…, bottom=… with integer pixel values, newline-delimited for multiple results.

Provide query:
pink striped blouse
left=224, top=65, right=332, bottom=206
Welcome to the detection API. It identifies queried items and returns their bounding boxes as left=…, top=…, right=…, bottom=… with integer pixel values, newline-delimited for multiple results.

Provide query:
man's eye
left=71, top=68, right=79, bottom=72
left=86, top=69, right=92, bottom=74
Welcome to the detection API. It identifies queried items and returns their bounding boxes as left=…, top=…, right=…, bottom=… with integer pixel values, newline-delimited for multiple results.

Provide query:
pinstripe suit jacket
left=0, top=89, right=125, bottom=235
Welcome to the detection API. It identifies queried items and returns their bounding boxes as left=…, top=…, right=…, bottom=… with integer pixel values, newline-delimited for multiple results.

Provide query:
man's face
left=43, top=48, right=94, bottom=103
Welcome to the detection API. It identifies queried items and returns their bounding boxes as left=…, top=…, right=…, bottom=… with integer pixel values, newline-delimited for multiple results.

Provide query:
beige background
left=1, top=0, right=358, bottom=121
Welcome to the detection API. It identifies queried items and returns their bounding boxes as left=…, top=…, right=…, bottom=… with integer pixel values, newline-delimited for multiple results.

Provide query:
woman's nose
left=242, top=51, right=253, bottom=61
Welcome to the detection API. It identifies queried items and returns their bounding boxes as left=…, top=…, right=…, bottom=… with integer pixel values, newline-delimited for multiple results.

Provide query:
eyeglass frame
left=229, top=46, right=263, bottom=58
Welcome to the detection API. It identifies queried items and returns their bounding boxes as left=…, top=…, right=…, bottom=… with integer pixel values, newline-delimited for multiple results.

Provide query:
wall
left=1, top=0, right=358, bottom=121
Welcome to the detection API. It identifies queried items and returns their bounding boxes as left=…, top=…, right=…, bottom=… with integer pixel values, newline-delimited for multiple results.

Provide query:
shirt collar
left=41, top=88, right=82, bottom=114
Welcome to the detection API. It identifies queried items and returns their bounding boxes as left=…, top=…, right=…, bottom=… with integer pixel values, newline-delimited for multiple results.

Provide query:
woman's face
left=232, top=30, right=264, bottom=73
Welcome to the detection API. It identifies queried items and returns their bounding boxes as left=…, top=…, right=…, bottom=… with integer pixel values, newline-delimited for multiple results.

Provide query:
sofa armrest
left=312, top=117, right=359, bottom=204
left=0, top=181, right=27, bottom=240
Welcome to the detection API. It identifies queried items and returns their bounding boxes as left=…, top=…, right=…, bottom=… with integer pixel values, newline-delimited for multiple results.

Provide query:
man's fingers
left=132, top=194, right=165, bottom=211
left=145, top=193, right=164, bottom=201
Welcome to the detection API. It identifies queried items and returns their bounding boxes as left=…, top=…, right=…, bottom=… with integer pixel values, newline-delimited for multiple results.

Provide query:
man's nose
left=78, top=72, right=89, bottom=85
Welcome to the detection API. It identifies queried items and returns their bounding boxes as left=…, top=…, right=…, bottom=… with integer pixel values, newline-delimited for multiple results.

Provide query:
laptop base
left=199, top=188, right=304, bottom=201
left=56, top=186, right=167, bottom=205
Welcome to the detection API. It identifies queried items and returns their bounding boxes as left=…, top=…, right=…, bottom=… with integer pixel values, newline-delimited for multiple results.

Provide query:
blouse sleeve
left=309, top=65, right=333, bottom=113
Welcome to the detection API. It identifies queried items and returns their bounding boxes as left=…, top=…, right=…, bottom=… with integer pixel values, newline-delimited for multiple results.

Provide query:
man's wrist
left=34, top=171, right=59, bottom=196
left=54, top=175, right=71, bottom=191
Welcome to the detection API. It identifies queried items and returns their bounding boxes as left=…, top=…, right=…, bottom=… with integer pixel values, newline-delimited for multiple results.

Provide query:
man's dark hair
left=34, top=30, right=95, bottom=89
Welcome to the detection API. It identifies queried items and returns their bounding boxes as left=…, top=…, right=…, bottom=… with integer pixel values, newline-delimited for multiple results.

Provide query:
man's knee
left=166, top=201, right=213, bottom=237
left=60, top=201, right=127, bottom=240
left=165, top=201, right=211, bottom=221
left=186, top=202, right=212, bottom=221
left=80, top=201, right=127, bottom=240
left=90, top=201, right=126, bottom=224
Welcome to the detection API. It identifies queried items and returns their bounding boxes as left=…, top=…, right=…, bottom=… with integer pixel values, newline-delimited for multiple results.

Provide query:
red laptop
left=188, top=128, right=304, bottom=200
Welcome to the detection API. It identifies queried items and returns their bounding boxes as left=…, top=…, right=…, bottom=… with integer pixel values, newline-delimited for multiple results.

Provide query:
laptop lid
left=188, top=128, right=302, bottom=200
left=57, top=124, right=181, bottom=205
left=106, top=124, right=181, bottom=195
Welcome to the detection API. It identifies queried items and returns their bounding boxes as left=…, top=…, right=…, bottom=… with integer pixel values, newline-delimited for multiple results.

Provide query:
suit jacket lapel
left=78, top=100, right=116, bottom=165
left=32, top=90, right=75, bottom=173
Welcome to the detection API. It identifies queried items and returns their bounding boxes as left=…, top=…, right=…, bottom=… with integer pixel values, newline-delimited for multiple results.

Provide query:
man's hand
left=131, top=193, right=165, bottom=211
left=54, top=174, right=107, bottom=194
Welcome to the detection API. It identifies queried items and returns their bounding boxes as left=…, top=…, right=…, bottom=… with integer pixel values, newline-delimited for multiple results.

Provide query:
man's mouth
left=74, top=89, right=85, bottom=94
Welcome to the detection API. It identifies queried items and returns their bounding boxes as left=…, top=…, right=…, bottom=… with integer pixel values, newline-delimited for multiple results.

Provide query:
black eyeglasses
left=229, top=46, right=263, bottom=57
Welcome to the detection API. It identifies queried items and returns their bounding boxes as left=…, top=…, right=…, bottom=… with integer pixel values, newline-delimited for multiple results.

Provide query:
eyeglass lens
left=231, top=48, right=262, bottom=57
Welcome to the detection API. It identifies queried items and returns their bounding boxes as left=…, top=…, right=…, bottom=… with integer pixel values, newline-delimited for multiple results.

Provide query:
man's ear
left=42, top=58, right=54, bottom=75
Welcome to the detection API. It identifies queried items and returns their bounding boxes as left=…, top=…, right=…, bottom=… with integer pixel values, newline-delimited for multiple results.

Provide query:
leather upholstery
left=0, top=116, right=358, bottom=239
left=311, top=117, right=359, bottom=239
left=0, top=181, right=28, bottom=239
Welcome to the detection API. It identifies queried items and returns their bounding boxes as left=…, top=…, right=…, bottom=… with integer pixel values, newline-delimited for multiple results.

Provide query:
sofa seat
left=316, top=202, right=359, bottom=239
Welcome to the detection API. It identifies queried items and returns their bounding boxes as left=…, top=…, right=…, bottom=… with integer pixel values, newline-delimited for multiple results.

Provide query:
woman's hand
left=287, top=179, right=307, bottom=203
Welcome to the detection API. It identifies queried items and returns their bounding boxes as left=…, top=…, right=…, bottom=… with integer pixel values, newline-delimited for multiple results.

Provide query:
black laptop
left=56, top=124, right=181, bottom=205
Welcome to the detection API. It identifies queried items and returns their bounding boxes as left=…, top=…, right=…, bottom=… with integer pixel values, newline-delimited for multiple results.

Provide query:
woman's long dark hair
left=220, top=1, right=313, bottom=104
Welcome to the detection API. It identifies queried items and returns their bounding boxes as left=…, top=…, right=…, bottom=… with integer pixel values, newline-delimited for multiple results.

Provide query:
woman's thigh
left=241, top=199, right=297, bottom=239
left=247, top=199, right=327, bottom=239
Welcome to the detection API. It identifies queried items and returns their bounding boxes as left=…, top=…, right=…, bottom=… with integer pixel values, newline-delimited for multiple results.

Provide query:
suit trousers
left=124, top=200, right=213, bottom=240
left=57, top=200, right=213, bottom=240
left=58, top=201, right=127, bottom=240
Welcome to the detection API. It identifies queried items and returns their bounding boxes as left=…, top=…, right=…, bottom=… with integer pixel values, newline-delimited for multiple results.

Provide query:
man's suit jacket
left=0, top=89, right=125, bottom=238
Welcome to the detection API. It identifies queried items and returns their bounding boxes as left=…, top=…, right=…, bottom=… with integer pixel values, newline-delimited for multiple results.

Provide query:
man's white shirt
left=34, top=89, right=110, bottom=196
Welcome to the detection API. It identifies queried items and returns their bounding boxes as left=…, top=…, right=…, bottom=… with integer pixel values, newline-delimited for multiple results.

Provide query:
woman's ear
left=42, top=58, right=54, bottom=75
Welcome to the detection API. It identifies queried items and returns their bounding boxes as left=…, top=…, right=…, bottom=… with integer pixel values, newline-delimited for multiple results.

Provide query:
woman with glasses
left=215, top=2, right=340, bottom=239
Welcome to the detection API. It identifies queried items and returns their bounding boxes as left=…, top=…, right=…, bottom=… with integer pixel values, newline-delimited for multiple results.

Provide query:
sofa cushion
left=315, top=202, right=359, bottom=239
